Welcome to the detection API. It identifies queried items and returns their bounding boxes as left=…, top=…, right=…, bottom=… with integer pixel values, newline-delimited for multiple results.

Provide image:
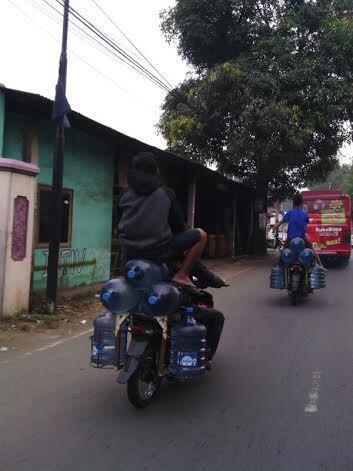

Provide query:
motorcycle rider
left=273, top=193, right=324, bottom=267
left=117, top=151, right=225, bottom=361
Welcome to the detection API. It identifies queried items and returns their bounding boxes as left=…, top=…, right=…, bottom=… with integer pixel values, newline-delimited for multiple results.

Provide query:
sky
left=0, top=0, right=188, bottom=148
left=1, top=0, right=352, bottom=161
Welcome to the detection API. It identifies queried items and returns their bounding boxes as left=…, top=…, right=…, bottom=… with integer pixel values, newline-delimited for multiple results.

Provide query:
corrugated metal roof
left=1, top=85, right=253, bottom=193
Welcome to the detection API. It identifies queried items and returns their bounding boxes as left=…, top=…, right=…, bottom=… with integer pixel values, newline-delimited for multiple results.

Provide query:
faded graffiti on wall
left=41, top=249, right=87, bottom=279
left=40, top=248, right=110, bottom=280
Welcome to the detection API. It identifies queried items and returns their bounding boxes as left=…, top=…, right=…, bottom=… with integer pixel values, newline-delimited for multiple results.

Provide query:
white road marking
left=0, top=328, right=93, bottom=364
left=34, top=328, right=93, bottom=352
left=304, top=370, right=322, bottom=413
left=227, top=266, right=254, bottom=282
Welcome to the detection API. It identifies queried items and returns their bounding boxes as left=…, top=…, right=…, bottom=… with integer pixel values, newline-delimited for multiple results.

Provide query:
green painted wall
left=0, top=90, right=5, bottom=156
left=3, top=111, right=115, bottom=292
left=2, top=112, right=26, bottom=160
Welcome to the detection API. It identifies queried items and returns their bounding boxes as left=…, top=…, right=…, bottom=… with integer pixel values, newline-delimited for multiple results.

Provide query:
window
left=36, top=185, right=73, bottom=247
left=22, top=125, right=39, bottom=164
left=22, top=127, right=32, bottom=163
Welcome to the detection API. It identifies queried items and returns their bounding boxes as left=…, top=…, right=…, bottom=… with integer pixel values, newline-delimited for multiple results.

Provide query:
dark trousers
left=121, top=228, right=202, bottom=270
left=194, top=307, right=225, bottom=360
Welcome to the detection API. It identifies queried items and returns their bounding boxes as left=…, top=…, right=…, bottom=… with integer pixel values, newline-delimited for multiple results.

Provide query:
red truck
left=302, top=190, right=351, bottom=264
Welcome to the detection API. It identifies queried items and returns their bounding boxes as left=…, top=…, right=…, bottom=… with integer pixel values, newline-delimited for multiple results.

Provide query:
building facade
left=0, top=86, right=255, bottom=314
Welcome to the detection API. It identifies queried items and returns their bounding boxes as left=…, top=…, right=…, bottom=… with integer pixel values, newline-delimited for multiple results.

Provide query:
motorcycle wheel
left=290, top=291, right=298, bottom=306
left=127, top=349, right=161, bottom=409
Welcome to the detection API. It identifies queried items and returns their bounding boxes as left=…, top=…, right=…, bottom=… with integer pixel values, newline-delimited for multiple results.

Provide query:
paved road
left=1, top=259, right=353, bottom=471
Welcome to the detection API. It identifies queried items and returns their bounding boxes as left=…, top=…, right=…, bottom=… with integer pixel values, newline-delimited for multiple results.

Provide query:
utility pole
left=46, top=0, right=70, bottom=314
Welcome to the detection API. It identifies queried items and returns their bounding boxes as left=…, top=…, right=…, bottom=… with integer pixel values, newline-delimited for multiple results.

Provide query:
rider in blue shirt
left=274, top=193, right=324, bottom=267
left=283, top=205, right=309, bottom=239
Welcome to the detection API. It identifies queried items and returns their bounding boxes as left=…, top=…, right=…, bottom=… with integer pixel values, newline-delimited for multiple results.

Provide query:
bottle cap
left=101, top=292, right=111, bottom=303
left=148, top=295, right=159, bottom=305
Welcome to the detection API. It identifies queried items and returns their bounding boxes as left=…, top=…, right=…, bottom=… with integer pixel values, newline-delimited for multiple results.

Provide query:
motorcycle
left=90, top=260, right=223, bottom=408
left=270, top=237, right=326, bottom=305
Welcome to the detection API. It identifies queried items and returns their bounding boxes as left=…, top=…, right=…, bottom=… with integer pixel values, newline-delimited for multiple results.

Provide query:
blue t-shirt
left=283, top=208, right=309, bottom=239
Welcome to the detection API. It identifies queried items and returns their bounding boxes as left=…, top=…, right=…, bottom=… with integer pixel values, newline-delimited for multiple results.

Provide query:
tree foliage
left=309, top=163, right=350, bottom=190
left=159, top=0, right=353, bottom=199
left=341, top=165, right=353, bottom=197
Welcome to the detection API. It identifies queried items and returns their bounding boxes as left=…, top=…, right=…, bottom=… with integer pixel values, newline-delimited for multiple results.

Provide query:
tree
left=309, top=164, right=351, bottom=191
left=159, top=0, right=353, bottom=202
left=309, top=162, right=353, bottom=198
left=341, top=165, right=353, bottom=197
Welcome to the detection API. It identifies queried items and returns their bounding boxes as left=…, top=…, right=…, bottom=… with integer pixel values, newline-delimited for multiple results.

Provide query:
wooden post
left=187, top=176, right=197, bottom=228
left=232, top=195, right=237, bottom=260
left=118, top=154, right=129, bottom=187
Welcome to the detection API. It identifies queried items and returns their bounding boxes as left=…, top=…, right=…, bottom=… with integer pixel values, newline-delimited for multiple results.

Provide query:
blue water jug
left=100, top=278, right=140, bottom=313
left=281, top=248, right=295, bottom=265
left=270, top=265, right=285, bottom=289
left=124, top=260, right=170, bottom=290
left=168, top=310, right=207, bottom=378
left=91, top=311, right=116, bottom=367
left=143, top=283, right=182, bottom=316
left=310, top=265, right=326, bottom=289
left=299, top=248, right=314, bottom=266
left=289, top=237, right=306, bottom=256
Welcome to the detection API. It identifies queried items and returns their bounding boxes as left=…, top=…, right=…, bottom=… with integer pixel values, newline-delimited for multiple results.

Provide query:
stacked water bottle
left=91, top=260, right=207, bottom=376
left=270, top=237, right=326, bottom=290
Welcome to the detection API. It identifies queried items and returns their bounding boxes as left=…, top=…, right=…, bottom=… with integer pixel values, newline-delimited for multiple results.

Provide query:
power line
left=6, top=0, right=153, bottom=110
left=64, top=0, right=200, bottom=113
left=39, top=0, right=134, bottom=69
left=75, top=0, right=146, bottom=64
left=42, top=0, right=201, bottom=114
left=53, top=0, right=172, bottom=93
left=34, top=0, right=144, bottom=64
left=70, top=3, right=200, bottom=114
left=90, top=0, right=174, bottom=89
left=12, top=0, right=200, bottom=115
left=39, top=0, right=169, bottom=92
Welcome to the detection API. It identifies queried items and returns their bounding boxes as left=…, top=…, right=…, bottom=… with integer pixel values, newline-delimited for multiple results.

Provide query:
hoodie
left=117, top=169, right=185, bottom=252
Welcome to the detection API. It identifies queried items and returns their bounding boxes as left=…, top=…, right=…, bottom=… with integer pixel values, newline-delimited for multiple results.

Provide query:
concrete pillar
left=187, top=176, right=197, bottom=228
left=0, top=158, right=39, bottom=317
left=0, top=88, right=5, bottom=156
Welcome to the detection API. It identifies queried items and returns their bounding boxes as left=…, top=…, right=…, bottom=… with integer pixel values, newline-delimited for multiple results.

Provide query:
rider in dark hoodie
left=118, top=151, right=226, bottom=289
left=117, top=151, right=225, bottom=362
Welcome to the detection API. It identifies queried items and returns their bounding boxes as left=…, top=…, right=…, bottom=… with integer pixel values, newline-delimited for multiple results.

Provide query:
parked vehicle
left=90, top=260, right=222, bottom=408
left=270, top=237, right=326, bottom=305
left=267, top=227, right=285, bottom=251
left=302, top=190, right=351, bottom=265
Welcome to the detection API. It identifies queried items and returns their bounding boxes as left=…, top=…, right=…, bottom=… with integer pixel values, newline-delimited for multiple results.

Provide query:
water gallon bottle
left=299, top=248, right=315, bottom=266
left=100, top=278, right=140, bottom=313
left=281, top=248, right=295, bottom=265
left=289, top=237, right=306, bottom=256
left=142, top=283, right=182, bottom=316
left=124, top=260, right=170, bottom=290
left=168, top=309, right=207, bottom=378
left=310, top=265, right=326, bottom=289
left=270, top=265, right=285, bottom=289
left=91, top=311, right=116, bottom=367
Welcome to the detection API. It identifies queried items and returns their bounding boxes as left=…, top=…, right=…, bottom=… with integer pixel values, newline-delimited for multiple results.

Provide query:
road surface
left=1, top=259, right=353, bottom=470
